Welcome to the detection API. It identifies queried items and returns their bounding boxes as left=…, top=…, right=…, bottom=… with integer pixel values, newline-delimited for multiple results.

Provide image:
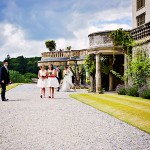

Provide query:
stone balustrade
left=41, top=49, right=87, bottom=58
left=131, top=21, right=150, bottom=41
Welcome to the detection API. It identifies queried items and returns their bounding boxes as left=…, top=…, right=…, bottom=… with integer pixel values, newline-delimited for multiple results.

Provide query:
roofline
left=88, top=29, right=131, bottom=37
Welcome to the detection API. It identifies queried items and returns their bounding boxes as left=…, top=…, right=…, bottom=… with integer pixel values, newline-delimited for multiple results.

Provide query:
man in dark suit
left=56, top=66, right=62, bottom=92
left=0, top=60, right=11, bottom=101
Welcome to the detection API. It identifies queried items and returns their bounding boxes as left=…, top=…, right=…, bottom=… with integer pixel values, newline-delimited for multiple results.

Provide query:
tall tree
left=45, top=40, right=56, bottom=51
left=66, top=46, right=71, bottom=51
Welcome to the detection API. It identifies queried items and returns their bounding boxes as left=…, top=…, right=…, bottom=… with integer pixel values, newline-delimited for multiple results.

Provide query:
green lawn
left=0, top=83, right=22, bottom=93
left=70, top=93, right=150, bottom=134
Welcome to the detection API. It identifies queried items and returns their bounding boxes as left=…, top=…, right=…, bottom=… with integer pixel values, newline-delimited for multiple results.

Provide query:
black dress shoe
left=40, top=95, right=42, bottom=98
left=2, top=99, right=8, bottom=101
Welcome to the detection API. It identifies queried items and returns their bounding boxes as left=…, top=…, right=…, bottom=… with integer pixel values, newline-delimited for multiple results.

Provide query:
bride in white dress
left=61, top=66, right=73, bottom=92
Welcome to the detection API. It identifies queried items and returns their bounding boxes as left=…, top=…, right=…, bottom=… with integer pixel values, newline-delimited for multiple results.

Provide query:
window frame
left=136, top=0, right=145, bottom=11
left=136, top=12, right=146, bottom=26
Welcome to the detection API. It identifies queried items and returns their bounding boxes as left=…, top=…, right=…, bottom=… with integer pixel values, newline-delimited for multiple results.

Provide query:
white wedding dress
left=61, top=70, right=73, bottom=92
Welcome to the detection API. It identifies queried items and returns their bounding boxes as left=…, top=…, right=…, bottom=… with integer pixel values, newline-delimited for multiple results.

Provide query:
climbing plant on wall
left=126, top=47, right=150, bottom=88
left=85, top=55, right=110, bottom=76
left=109, top=28, right=134, bottom=81
left=110, top=28, right=133, bottom=54
left=110, top=28, right=150, bottom=91
left=85, top=54, right=96, bottom=76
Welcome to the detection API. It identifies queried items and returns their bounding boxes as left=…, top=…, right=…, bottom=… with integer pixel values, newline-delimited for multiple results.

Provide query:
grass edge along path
left=70, top=93, right=150, bottom=134
left=0, top=83, right=22, bottom=94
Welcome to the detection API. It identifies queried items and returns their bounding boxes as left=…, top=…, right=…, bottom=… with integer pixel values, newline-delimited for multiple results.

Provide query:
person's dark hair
left=40, top=65, right=45, bottom=69
left=57, top=65, right=60, bottom=67
left=65, top=66, right=68, bottom=69
left=50, top=64, right=54, bottom=70
left=3, top=60, right=8, bottom=63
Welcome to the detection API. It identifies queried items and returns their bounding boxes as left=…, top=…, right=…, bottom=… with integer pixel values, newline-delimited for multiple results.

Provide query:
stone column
left=124, top=54, right=128, bottom=87
left=96, top=53, right=102, bottom=93
left=90, top=75, right=94, bottom=92
left=109, top=56, right=113, bottom=91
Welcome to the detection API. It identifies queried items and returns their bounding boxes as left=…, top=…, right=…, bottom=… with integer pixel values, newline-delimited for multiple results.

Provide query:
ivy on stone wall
left=127, top=47, right=150, bottom=88
left=110, top=28, right=133, bottom=54
left=85, top=54, right=96, bottom=76
left=85, top=54, right=110, bottom=76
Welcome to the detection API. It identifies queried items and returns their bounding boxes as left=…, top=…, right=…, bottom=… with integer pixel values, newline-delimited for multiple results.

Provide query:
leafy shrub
left=127, top=48, right=150, bottom=88
left=126, top=86, right=138, bottom=97
left=140, top=90, right=150, bottom=99
left=116, top=84, right=126, bottom=95
left=10, top=70, right=25, bottom=83
left=86, top=80, right=90, bottom=85
left=24, top=73, right=37, bottom=82
left=9, top=70, right=32, bottom=83
left=138, top=85, right=148, bottom=97
left=25, top=79, right=32, bottom=83
left=24, top=73, right=37, bottom=79
left=138, top=85, right=150, bottom=99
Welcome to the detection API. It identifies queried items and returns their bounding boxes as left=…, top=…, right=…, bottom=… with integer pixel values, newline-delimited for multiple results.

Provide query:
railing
left=41, top=49, right=87, bottom=58
left=41, top=51, right=70, bottom=58
left=131, top=21, right=150, bottom=40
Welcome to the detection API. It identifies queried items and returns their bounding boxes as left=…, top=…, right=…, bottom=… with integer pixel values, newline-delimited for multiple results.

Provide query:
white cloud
left=58, top=4, right=132, bottom=50
left=56, top=23, right=131, bottom=51
left=0, top=23, right=45, bottom=61
left=56, top=38, right=88, bottom=50
left=0, top=21, right=132, bottom=61
left=95, top=23, right=131, bottom=31
left=68, top=4, right=132, bottom=31
left=91, top=6, right=132, bottom=22
left=0, top=1, right=132, bottom=61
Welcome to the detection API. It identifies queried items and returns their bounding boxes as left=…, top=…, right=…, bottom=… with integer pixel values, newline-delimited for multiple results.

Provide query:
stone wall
left=132, top=41, right=150, bottom=87
left=132, top=40, right=150, bottom=57
left=88, top=31, right=113, bottom=48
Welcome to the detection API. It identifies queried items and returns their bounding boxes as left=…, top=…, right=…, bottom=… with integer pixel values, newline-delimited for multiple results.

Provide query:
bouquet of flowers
left=49, top=72, right=52, bottom=75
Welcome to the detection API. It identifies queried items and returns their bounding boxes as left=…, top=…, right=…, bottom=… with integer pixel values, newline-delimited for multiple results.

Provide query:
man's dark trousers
left=57, top=78, right=61, bottom=91
left=1, top=83, right=6, bottom=100
left=0, top=65, right=10, bottom=100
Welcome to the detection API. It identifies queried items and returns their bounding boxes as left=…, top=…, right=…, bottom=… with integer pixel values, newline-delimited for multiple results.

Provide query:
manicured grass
left=0, top=83, right=22, bottom=93
left=70, top=93, right=150, bottom=134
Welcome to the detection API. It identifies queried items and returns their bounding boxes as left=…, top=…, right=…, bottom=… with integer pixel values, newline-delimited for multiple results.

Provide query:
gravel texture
left=0, top=84, right=150, bottom=150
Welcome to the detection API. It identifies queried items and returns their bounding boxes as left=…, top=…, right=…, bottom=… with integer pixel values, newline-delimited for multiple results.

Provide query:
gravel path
left=0, top=84, right=150, bottom=150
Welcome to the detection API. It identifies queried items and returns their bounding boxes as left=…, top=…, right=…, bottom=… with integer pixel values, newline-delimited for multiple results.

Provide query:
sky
left=0, top=0, right=132, bottom=61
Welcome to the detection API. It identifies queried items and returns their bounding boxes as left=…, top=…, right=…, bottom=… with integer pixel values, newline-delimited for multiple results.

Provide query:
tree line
left=0, top=56, right=41, bottom=83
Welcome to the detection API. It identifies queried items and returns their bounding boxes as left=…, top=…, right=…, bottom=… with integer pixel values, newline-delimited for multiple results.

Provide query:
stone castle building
left=132, top=0, right=150, bottom=28
left=38, top=0, right=150, bottom=92
left=131, top=0, right=150, bottom=55
left=38, top=31, right=125, bottom=92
